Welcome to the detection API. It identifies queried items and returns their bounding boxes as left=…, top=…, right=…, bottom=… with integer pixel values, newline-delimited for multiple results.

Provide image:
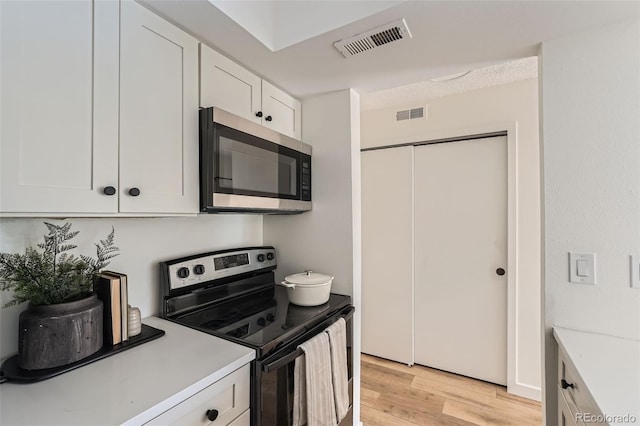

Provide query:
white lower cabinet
left=145, top=364, right=250, bottom=425
left=557, top=347, right=605, bottom=426
left=227, top=410, right=250, bottom=426
left=558, top=387, right=579, bottom=426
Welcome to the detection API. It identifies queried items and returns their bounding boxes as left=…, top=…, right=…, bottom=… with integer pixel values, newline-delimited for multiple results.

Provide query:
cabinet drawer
left=146, top=364, right=250, bottom=425
left=227, top=410, right=250, bottom=426
left=558, top=385, right=582, bottom=426
left=558, top=348, right=605, bottom=425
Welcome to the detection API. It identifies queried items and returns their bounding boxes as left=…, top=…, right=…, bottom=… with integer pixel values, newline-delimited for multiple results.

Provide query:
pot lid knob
left=305, top=270, right=312, bottom=275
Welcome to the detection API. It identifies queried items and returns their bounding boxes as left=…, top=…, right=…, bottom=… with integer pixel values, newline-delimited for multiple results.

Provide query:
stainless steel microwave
left=199, top=107, right=312, bottom=213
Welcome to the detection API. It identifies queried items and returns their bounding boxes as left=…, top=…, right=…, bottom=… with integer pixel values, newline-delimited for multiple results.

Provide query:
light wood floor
left=361, top=354, right=542, bottom=426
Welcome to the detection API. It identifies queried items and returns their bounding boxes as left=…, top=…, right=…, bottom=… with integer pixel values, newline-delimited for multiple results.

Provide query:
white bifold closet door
left=361, top=146, right=413, bottom=365
left=414, top=136, right=508, bottom=385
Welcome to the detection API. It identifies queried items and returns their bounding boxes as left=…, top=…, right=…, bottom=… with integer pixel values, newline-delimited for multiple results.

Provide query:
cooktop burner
left=175, top=286, right=349, bottom=356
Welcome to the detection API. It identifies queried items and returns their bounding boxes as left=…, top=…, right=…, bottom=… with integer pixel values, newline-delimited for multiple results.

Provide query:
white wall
left=540, top=18, right=640, bottom=424
left=264, top=89, right=362, bottom=424
left=361, top=78, right=542, bottom=398
left=0, top=216, right=262, bottom=361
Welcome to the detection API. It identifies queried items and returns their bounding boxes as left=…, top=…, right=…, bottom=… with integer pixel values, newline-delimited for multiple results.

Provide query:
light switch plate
left=569, top=253, right=596, bottom=284
left=630, top=255, right=640, bottom=289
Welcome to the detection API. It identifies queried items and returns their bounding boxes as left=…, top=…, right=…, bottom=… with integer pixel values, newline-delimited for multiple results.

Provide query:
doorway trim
left=361, top=122, right=538, bottom=400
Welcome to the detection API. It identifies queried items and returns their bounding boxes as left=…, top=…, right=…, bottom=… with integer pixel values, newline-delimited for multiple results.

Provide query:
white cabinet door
left=0, top=0, right=119, bottom=213
left=261, top=80, right=302, bottom=140
left=200, top=46, right=302, bottom=139
left=119, top=0, right=199, bottom=213
left=361, top=147, right=413, bottom=364
left=200, top=44, right=262, bottom=124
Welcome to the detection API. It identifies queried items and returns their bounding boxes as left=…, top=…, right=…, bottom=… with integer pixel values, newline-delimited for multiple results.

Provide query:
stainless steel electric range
left=160, top=246, right=354, bottom=426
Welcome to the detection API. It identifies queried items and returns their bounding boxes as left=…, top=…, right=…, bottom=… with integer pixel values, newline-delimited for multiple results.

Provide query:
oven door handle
left=262, top=305, right=355, bottom=373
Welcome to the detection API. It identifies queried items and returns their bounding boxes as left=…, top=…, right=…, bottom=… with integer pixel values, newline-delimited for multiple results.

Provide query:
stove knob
left=257, top=253, right=266, bottom=262
left=266, top=313, right=275, bottom=322
left=266, top=252, right=275, bottom=261
left=193, top=264, right=205, bottom=275
left=177, top=267, right=190, bottom=279
left=257, top=317, right=266, bottom=326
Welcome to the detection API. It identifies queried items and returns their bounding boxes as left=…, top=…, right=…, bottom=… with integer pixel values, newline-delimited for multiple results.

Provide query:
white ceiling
left=361, top=56, right=538, bottom=111
left=142, top=0, right=639, bottom=103
left=207, top=0, right=402, bottom=51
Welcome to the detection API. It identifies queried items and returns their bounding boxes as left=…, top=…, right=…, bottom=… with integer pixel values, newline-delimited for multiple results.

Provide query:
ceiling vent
left=334, top=18, right=412, bottom=58
left=396, top=107, right=426, bottom=121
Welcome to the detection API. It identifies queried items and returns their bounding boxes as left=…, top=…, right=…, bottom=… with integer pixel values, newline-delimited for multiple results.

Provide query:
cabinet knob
left=206, top=409, right=219, bottom=421
left=561, top=379, right=574, bottom=390
left=496, top=268, right=506, bottom=276
left=255, top=111, right=263, bottom=118
left=128, top=187, right=141, bottom=197
left=103, top=186, right=117, bottom=196
left=265, top=115, right=273, bottom=122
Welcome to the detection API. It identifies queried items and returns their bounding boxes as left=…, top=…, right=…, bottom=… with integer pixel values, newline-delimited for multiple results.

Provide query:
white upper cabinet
left=261, top=80, right=302, bottom=140
left=200, top=45, right=262, bottom=125
left=200, top=44, right=302, bottom=140
left=0, top=0, right=199, bottom=215
left=119, top=1, right=199, bottom=213
left=0, top=0, right=119, bottom=213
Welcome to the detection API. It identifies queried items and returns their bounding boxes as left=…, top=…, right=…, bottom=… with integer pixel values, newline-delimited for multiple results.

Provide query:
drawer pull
left=561, top=379, right=574, bottom=390
left=206, top=409, right=219, bottom=422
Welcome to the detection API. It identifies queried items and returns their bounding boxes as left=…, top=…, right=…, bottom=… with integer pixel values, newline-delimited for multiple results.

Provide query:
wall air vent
left=396, top=107, right=425, bottom=121
left=334, top=18, right=412, bottom=58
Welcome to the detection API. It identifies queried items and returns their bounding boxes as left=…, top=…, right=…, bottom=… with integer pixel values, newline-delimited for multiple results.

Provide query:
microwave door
left=217, top=136, right=297, bottom=198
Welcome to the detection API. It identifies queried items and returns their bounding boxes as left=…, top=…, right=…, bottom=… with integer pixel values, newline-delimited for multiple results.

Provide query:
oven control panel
left=165, top=247, right=277, bottom=291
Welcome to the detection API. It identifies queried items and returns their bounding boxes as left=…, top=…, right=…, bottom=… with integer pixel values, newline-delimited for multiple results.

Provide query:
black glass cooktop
left=175, top=286, right=351, bottom=358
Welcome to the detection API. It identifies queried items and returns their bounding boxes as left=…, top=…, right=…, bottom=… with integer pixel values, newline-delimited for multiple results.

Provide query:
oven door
left=255, top=306, right=354, bottom=426
left=200, top=107, right=311, bottom=213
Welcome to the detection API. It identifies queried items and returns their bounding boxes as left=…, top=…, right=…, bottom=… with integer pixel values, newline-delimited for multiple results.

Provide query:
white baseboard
left=509, top=382, right=542, bottom=402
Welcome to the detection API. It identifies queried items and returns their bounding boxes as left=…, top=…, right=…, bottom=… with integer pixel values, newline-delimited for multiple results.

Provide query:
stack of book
left=95, top=271, right=129, bottom=345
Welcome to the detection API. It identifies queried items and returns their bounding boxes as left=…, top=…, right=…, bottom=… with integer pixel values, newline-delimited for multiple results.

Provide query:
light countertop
left=0, top=317, right=255, bottom=425
left=553, top=327, right=639, bottom=425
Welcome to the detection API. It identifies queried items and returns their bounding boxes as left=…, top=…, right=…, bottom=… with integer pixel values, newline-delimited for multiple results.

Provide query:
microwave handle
left=262, top=306, right=355, bottom=373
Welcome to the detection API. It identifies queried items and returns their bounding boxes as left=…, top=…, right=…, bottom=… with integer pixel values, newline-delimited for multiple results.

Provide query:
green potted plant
left=0, top=222, right=119, bottom=370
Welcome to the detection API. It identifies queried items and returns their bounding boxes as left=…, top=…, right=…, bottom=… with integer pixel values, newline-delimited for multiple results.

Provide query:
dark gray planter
left=18, top=294, right=103, bottom=370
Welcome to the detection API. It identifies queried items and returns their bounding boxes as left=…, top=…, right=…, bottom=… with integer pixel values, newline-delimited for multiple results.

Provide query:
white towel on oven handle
left=325, top=317, right=349, bottom=423
left=293, top=353, right=307, bottom=426
left=293, top=332, right=337, bottom=426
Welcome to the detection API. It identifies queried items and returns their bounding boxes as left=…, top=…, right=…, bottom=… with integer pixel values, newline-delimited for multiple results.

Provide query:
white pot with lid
left=280, top=270, right=334, bottom=306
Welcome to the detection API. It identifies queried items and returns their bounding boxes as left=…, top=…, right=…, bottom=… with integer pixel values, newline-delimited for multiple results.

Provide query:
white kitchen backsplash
left=0, top=215, right=263, bottom=361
